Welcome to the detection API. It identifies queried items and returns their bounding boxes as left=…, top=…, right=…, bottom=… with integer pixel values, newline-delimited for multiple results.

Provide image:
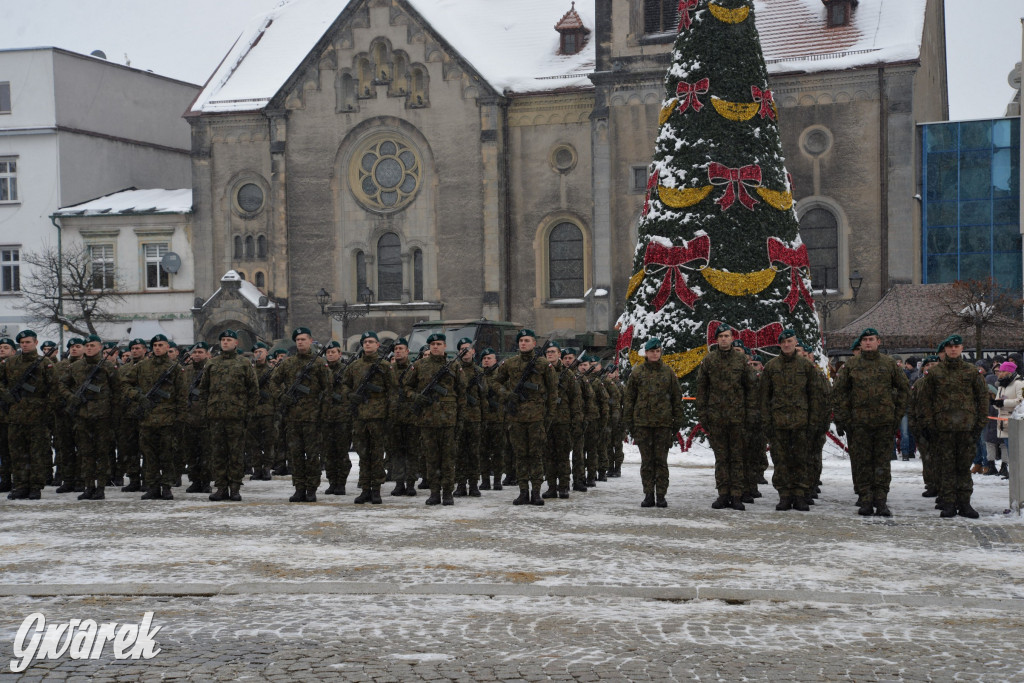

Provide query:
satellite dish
left=161, top=252, right=182, bottom=274
left=90, top=50, right=107, bottom=60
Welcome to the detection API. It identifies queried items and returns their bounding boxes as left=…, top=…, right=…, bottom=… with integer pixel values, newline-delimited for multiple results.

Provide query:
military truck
left=406, top=319, right=526, bottom=359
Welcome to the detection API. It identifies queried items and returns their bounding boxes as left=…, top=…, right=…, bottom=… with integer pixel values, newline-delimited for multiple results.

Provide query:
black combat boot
left=289, top=487, right=306, bottom=503
left=502, top=474, right=513, bottom=486
left=418, top=479, right=430, bottom=489
left=640, top=493, right=655, bottom=508
left=453, top=483, right=468, bottom=497
left=354, top=488, right=371, bottom=504
left=370, top=488, right=382, bottom=504
left=874, top=500, right=892, bottom=517
left=479, top=477, right=491, bottom=490
left=111, top=476, right=124, bottom=487
left=27, top=489, right=41, bottom=500
left=305, top=488, right=317, bottom=503
left=656, top=494, right=668, bottom=508
left=324, top=484, right=337, bottom=495
left=541, top=486, right=558, bottom=499
left=512, top=488, right=530, bottom=505
left=585, top=474, right=597, bottom=488
left=857, top=501, right=874, bottom=516
left=921, top=488, right=937, bottom=497
left=792, top=497, right=809, bottom=512
left=468, top=481, right=481, bottom=497
left=492, top=479, right=503, bottom=491
left=73, top=484, right=85, bottom=493
left=730, top=497, right=745, bottom=511
left=185, top=481, right=204, bottom=494
left=597, top=470, right=608, bottom=482
left=572, top=480, right=588, bottom=492
left=804, top=495, right=815, bottom=506
left=741, top=492, right=755, bottom=504
left=335, top=484, right=347, bottom=496
left=957, top=501, right=979, bottom=519
left=999, top=462, right=1009, bottom=479
left=122, top=478, right=142, bottom=493
left=558, top=488, right=570, bottom=499
left=939, top=503, right=957, bottom=518
left=442, top=489, right=454, bottom=506
left=404, top=482, right=416, bottom=496
left=228, top=486, right=241, bottom=502
left=173, top=476, right=182, bottom=487
left=775, top=496, right=792, bottom=511
left=425, top=490, right=441, bottom=505
left=209, top=488, right=228, bottom=501
left=530, top=487, right=545, bottom=506
left=91, top=487, right=105, bottom=500
left=7, top=487, right=28, bottom=500
left=56, top=482, right=74, bottom=494
left=141, top=487, right=159, bottom=500
left=160, top=486, right=174, bottom=500
left=77, top=487, right=95, bottom=500
left=750, top=488, right=762, bottom=499
left=711, top=494, right=730, bottom=509
left=390, top=482, right=406, bottom=496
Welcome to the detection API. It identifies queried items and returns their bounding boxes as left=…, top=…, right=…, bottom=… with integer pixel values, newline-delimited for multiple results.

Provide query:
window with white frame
left=143, top=243, right=169, bottom=289
left=0, top=159, right=17, bottom=202
left=0, top=83, right=10, bottom=114
left=1, top=247, right=20, bottom=293
left=89, top=244, right=115, bottom=290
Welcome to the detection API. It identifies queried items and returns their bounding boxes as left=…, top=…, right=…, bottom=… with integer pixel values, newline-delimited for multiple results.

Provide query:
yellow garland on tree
left=626, top=268, right=645, bottom=299
left=658, top=184, right=713, bottom=208
left=708, top=2, right=750, bottom=23
left=700, top=266, right=777, bottom=296
left=754, top=186, right=794, bottom=210
left=658, top=100, right=677, bottom=126
left=710, top=97, right=758, bottom=121
left=629, top=345, right=708, bottom=379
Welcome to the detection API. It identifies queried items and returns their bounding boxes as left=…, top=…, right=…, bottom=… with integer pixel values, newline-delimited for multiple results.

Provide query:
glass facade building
left=921, top=118, right=1021, bottom=293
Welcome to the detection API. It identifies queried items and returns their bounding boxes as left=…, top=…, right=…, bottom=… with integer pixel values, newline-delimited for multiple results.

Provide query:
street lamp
left=816, top=269, right=863, bottom=338
left=317, top=287, right=375, bottom=350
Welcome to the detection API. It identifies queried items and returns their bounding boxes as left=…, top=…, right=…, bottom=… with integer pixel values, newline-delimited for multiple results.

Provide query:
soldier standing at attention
left=53, top=338, right=84, bottom=493
left=387, top=338, right=418, bottom=497
left=60, top=334, right=120, bottom=500
left=695, top=324, right=757, bottom=511
left=123, top=334, right=185, bottom=501
left=759, top=329, right=827, bottom=512
left=0, top=337, right=16, bottom=493
left=495, top=329, right=557, bottom=506
left=342, top=331, right=397, bottom=505
left=832, top=329, right=910, bottom=517
left=118, top=338, right=148, bottom=492
left=322, top=341, right=354, bottom=495
left=743, top=353, right=768, bottom=499
left=622, top=338, right=683, bottom=508
left=478, top=348, right=504, bottom=491
left=915, top=335, right=988, bottom=518
left=248, top=342, right=277, bottom=481
left=1, top=330, right=58, bottom=499
left=798, top=341, right=830, bottom=506
left=561, top=348, right=587, bottom=492
left=544, top=340, right=581, bottom=499
left=270, top=348, right=291, bottom=475
left=201, top=330, right=258, bottom=502
left=182, top=342, right=212, bottom=494
left=403, top=333, right=465, bottom=505
left=578, top=354, right=608, bottom=488
left=604, top=365, right=625, bottom=478
left=454, top=338, right=483, bottom=497
left=272, top=328, right=331, bottom=502
left=908, top=355, right=940, bottom=499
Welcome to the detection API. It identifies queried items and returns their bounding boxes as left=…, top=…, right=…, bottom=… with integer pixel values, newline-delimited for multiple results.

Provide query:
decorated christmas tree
left=615, top=0, right=821, bottom=418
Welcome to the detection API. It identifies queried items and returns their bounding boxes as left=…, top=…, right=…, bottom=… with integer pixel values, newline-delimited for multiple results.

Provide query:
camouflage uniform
left=272, top=350, right=331, bottom=496
left=1, top=352, right=58, bottom=496
left=832, top=350, right=910, bottom=509
left=200, top=348, right=259, bottom=496
left=322, top=358, right=354, bottom=494
left=547, top=359, right=582, bottom=496
left=53, top=356, right=80, bottom=490
left=907, top=376, right=937, bottom=495
left=403, top=353, right=465, bottom=500
left=759, top=351, right=827, bottom=509
left=580, top=371, right=609, bottom=485
left=342, top=351, right=398, bottom=498
left=247, top=360, right=278, bottom=479
left=387, top=358, right=418, bottom=494
left=743, top=369, right=769, bottom=495
left=59, top=354, right=121, bottom=495
left=695, top=346, right=757, bottom=500
left=622, top=358, right=683, bottom=501
left=478, top=365, right=505, bottom=489
left=122, top=353, right=186, bottom=495
left=914, top=356, right=988, bottom=514
left=572, top=369, right=592, bottom=489
left=494, top=351, right=558, bottom=501
left=182, top=359, right=211, bottom=490
left=117, top=360, right=143, bottom=488
left=807, top=365, right=832, bottom=498
left=604, top=376, right=625, bottom=475
left=456, top=358, right=483, bottom=495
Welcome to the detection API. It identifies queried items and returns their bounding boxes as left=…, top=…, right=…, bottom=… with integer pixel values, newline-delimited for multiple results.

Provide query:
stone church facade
left=187, top=0, right=947, bottom=348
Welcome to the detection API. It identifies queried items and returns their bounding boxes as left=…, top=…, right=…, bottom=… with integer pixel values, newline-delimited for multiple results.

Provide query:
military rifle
left=553, top=354, right=583, bottom=406
left=256, top=364, right=276, bottom=402
left=186, top=356, right=208, bottom=408
left=411, top=345, right=472, bottom=416
left=329, top=350, right=362, bottom=404
left=133, top=350, right=192, bottom=419
left=504, top=348, right=543, bottom=417
left=1, top=353, right=52, bottom=411
left=349, top=341, right=396, bottom=414
left=276, top=343, right=330, bottom=419
left=65, top=356, right=110, bottom=418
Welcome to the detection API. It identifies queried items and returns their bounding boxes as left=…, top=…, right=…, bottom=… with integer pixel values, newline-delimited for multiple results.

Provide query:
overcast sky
left=0, top=0, right=1020, bottom=121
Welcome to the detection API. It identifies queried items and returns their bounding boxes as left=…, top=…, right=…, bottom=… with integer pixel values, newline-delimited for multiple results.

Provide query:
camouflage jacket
left=200, top=349, right=258, bottom=421
left=402, top=352, right=465, bottom=427
left=831, top=350, right=909, bottom=429
left=493, top=350, right=557, bottom=424
left=460, top=360, right=483, bottom=423
left=392, top=358, right=417, bottom=424
left=914, top=356, right=988, bottom=433
left=252, top=361, right=277, bottom=417
left=122, top=353, right=186, bottom=428
left=320, top=358, right=351, bottom=423
left=694, top=346, right=757, bottom=427
left=59, top=354, right=121, bottom=421
left=1, top=351, right=58, bottom=425
left=182, top=359, right=207, bottom=424
left=758, top=351, right=827, bottom=431
left=602, top=377, right=623, bottom=423
left=622, top=359, right=684, bottom=429
left=550, top=361, right=583, bottom=426
left=580, top=372, right=609, bottom=422
left=480, top=366, right=504, bottom=423
left=272, top=351, right=332, bottom=423
left=341, top=351, right=397, bottom=422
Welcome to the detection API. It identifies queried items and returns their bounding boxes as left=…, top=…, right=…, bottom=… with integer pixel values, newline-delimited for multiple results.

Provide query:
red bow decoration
left=751, top=86, right=776, bottom=120
left=768, top=237, right=815, bottom=312
left=675, top=78, right=709, bottom=113
left=706, top=321, right=784, bottom=349
left=708, top=162, right=762, bottom=211
left=616, top=325, right=633, bottom=354
left=641, top=170, right=659, bottom=217
left=677, top=0, right=699, bottom=32
left=643, top=236, right=710, bottom=311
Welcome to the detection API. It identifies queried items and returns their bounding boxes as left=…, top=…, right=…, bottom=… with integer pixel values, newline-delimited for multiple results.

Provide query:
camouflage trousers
left=808, top=432, right=826, bottom=492
left=508, top=421, right=545, bottom=491
left=705, top=422, right=747, bottom=496
left=504, top=428, right=516, bottom=480
left=245, top=414, right=275, bottom=473
left=285, top=421, right=321, bottom=491
left=0, top=423, right=9, bottom=482
left=479, top=421, right=504, bottom=483
left=209, top=419, right=246, bottom=489
left=8, top=422, right=52, bottom=491
left=54, top=418, right=77, bottom=487
left=420, top=425, right=456, bottom=492
left=611, top=420, right=625, bottom=468
left=182, top=422, right=210, bottom=485
left=322, top=419, right=353, bottom=487
left=744, top=428, right=768, bottom=491
left=934, top=430, right=975, bottom=505
left=583, top=422, right=605, bottom=478
left=456, top=421, right=481, bottom=485
left=544, top=422, right=572, bottom=490
left=571, top=422, right=586, bottom=482
left=769, top=428, right=809, bottom=499
left=117, top=418, right=141, bottom=480
left=634, top=426, right=674, bottom=496
left=386, top=422, right=416, bottom=485
left=918, top=435, right=937, bottom=492
left=72, top=418, right=113, bottom=488
left=139, top=425, right=176, bottom=489
left=352, top=419, right=386, bottom=490
left=847, top=425, right=894, bottom=502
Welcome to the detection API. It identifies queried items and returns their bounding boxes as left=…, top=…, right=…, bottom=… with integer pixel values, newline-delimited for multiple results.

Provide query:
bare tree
left=20, top=243, right=125, bottom=337
left=939, top=278, right=1023, bottom=357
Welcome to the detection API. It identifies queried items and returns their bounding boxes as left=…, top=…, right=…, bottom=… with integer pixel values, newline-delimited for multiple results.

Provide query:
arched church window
left=549, top=222, right=584, bottom=298
left=257, top=234, right=267, bottom=259
left=244, top=235, right=255, bottom=259
left=355, top=250, right=367, bottom=296
left=377, top=232, right=402, bottom=301
left=233, top=236, right=243, bottom=260
left=412, top=248, right=423, bottom=301
left=799, top=207, right=840, bottom=290
left=255, top=272, right=265, bottom=288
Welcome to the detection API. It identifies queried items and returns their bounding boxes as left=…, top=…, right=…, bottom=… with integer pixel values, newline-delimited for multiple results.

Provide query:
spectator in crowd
left=990, top=361, right=1023, bottom=478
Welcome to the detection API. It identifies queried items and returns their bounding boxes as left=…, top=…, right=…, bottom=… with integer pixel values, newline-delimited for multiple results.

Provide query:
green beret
left=272, top=348, right=287, bottom=358
left=129, top=338, right=147, bottom=349
left=394, top=337, right=409, bottom=347
left=219, top=329, right=238, bottom=339
left=167, top=340, right=178, bottom=349
left=192, top=341, right=210, bottom=351
left=853, top=328, right=879, bottom=348
left=777, top=329, right=797, bottom=343
left=480, top=347, right=496, bottom=358
left=515, top=328, right=536, bottom=342
left=0, top=337, right=14, bottom=347
left=731, top=340, right=746, bottom=349
left=542, top=340, right=560, bottom=351
left=643, top=338, right=662, bottom=351
left=325, top=340, right=341, bottom=349
left=799, top=341, right=813, bottom=353
left=291, top=327, right=312, bottom=340
left=66, top=338, right=84, bottom=348
left=252, top=341, right=269, bottom=351
left=102, top=341, right=117, bottom=350
left=943, top=334, right=963, bottom=349
left=150, top=334, right=169, bottom=345
left=426, top=333, right=446, bottom=344
left=41, top=340, right=56, bottom=349
left=118, top=345, right=129, bottom=353
left=851, top=338, right=862, bottom=351
left=418, top=345, right=429, bottom=354
left=924, top=355, right=940, bottom=364
left=457, top=337, right=473, bottom=349
left=561, top=347, right=576, bottom=357
left=715, top=323, right=733, bottom=337
left=751, top=354, right=764, bottom=364
left=15, top=330, right=37, bottom=341
left=360, top=330, right=379, bottom=342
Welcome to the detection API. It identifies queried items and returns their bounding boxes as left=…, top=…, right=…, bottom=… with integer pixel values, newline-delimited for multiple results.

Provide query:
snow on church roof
left=55, top=188, right=192, bottom=216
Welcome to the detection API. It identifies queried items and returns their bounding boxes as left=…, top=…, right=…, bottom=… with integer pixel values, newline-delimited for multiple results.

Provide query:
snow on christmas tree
left=615, top=0, right=821, bottom=415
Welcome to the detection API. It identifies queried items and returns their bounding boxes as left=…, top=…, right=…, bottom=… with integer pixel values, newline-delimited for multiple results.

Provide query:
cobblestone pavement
left=0, top=449, right=1022, bottom=680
